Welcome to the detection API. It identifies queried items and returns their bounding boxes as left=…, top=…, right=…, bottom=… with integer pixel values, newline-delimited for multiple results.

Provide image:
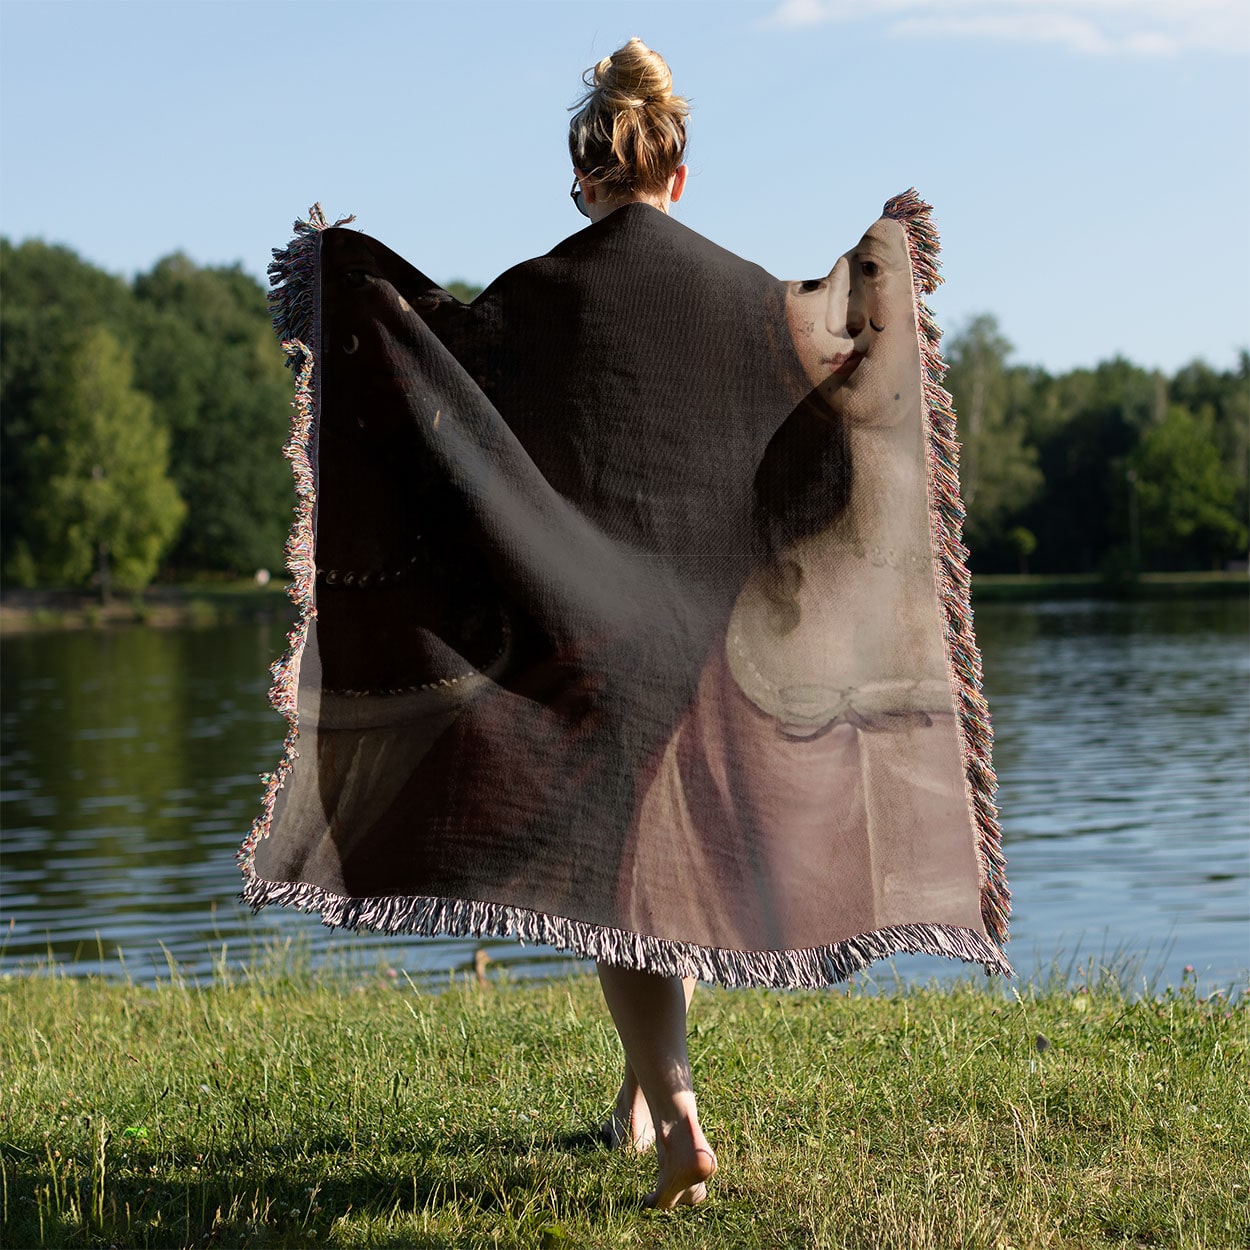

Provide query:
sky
left=2, top=0, right=1248, bottom=376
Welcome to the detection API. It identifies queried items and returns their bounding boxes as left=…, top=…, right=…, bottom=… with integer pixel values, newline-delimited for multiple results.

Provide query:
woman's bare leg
left=596, top=964, right=716, bottom=1208
left=602, top=977, right=696, bottom=1152
left=602, top=1056, right=654, bottom=1151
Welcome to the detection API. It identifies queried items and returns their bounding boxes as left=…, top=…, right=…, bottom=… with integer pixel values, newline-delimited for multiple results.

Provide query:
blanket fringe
left=884, top=189, right=1011, bottom=948
left=240, top=873, right=1013, bottom=988
left=238, top=205, right=342, bottom=875
left=266, top=203, right=355, bottom=357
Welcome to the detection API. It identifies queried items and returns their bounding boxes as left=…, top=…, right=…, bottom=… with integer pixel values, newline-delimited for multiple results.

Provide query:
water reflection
left=2, top=598, right=1246, bottom=989
left=970, top=597, right=1249, bottom=990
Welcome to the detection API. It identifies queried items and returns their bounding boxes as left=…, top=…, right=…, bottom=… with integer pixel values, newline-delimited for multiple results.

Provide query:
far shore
left=0, top=581, right=292, bottom=635
left=968, top=568, right=1248, bottom=601
left=0, top=570, right=1246, bottom=635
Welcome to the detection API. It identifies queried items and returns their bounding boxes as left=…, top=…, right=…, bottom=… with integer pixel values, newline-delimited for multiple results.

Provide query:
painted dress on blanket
left=239, top=191, right=1011, bottom=987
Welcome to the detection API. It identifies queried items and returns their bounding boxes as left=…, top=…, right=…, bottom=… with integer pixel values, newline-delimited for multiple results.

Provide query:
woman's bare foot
left=601, top=1069, right=655, bottom=1151
left=594, top=966, right=710, bottom=1207
left=644, top=1116, right=717, bottom=1209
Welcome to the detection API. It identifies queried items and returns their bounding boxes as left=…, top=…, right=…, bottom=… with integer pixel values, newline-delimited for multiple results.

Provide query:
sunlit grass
left=2, top=958, right=1245, bottom=1248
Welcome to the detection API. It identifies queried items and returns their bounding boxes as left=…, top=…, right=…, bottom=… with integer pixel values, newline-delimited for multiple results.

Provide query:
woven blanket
left=238, top=191, right=1012, bottom=987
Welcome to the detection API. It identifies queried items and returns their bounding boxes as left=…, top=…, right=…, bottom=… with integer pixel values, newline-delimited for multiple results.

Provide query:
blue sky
left=2, top=0, right=1247, bottom=375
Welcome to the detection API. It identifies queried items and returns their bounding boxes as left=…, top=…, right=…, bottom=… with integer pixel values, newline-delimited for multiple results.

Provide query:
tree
left=131, top=255, right=293, bottom=574
left=943, top=315, right=1043, bottom=559
left=20, top=327, right=185, bottom=597
left=1, top=239, right=138, bottom=578
left=1021, top=357, right=1160, bottom=573
left=444, top=279, right=483, bottom=304
left=1132, top=405, right=1247, bottom=569
left=1007, top=526, right=1037, bottom=574
left=1169, top=352, right=1250, bottom=538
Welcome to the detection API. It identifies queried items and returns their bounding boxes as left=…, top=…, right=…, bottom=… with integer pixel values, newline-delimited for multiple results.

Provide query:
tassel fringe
left=884, top=188, right=1011, bottom=948
left=237, top=205, right=336, bottom=875
left=240, top=872, right=1013, bottom=987
left=266, top=203, right=355, bottom=359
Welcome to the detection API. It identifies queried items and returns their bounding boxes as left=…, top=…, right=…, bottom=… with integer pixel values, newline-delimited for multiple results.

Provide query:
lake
left=2, top=597, right=1247, bottom=993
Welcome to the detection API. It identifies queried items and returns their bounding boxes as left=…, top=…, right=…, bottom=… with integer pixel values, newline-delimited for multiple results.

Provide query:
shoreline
left=0, top=582, right=292, bottom=634
left=1, top=571, right=1245, bottom=635
left=969, top=569, right=1248, bottom=602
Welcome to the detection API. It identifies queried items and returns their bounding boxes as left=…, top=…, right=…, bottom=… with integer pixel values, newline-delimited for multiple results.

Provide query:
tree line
left=1, top=238, right=1246, bottom=595
left=2, top=239, right=296, bottom=595
left=945, top=316, right=1247, bottom=576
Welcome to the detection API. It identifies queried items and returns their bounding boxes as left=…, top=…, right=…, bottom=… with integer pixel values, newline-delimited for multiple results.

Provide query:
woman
left=243, top=37, right=1010, bottom=1215
left=564, top=39, right=723, bottom=1208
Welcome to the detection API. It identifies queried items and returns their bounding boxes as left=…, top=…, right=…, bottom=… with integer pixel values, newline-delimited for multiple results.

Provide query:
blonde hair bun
left=592, top=36, right=675, bottom=109
left=569, top=38, right=689, bottom=197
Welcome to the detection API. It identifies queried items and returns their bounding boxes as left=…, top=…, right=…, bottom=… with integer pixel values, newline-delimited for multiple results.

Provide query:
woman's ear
left=669, top=164, right=688, bottom=203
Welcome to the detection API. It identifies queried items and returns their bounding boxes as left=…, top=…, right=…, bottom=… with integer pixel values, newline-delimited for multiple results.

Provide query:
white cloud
left=766, top=0, right=1250, bottom=57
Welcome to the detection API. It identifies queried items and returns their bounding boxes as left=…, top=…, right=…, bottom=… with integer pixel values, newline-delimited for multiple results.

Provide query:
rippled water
left=2, top=597, right=1246, bottom=990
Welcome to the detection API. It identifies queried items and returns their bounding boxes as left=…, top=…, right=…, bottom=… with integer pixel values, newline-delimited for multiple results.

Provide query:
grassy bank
left=0, top=582, right=292, bottom=634
left=969, top=571, right=1248, bottom=602
left=1, top=570, right=1245, bottom=633
left=2, top=965, right=1245, bottom=1249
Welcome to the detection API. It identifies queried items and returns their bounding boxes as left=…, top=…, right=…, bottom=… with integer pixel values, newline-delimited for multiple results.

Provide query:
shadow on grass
left=5, top=1123, right=631, bottom=1249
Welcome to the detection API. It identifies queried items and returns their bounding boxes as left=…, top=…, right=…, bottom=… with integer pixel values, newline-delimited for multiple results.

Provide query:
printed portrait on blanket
left=243, top=194, right=1009, bottom=985
left=618, top=215, right=981, bottom=951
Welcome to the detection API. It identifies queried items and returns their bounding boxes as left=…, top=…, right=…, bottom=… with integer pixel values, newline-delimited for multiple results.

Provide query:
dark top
left=446, top=204, right=802, bottom=563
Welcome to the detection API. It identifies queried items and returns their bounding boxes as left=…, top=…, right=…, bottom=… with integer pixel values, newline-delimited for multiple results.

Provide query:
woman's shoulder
left=545, top=204, right=778, bottom=284
left=464, top=205, right=793, bottom=389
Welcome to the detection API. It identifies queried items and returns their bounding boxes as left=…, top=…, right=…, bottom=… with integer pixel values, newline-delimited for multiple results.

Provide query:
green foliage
left=1028, top=364, right=1150, bottom=573
left=0, top=240, right=138, bottom=579
left=1006, top=526, right=1037, bottom=574
left=1169, top=350, right=1250, bottom=532
left=1, top=239, right=291, bottom=584
left=131, top=255, right=293, bottom=574
left=1132, top=405, right=1248, bottom=568
left=1, top=235, right=1245, bottom=586
left=18, top=327, right=185, bottom=596
left=945, top=315, right=1043, bottom=552
left=444, top=278, right=484, bottom=303
left=943, top=316, right=1249, bottom=574
left=0, top=237, right=134, bottom=331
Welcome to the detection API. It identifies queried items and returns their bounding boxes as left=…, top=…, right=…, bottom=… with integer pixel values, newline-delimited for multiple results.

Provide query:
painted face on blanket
left=784, top=217, right=920, bottom=425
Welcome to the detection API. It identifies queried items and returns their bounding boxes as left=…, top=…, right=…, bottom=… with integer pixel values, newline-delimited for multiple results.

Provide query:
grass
left=1, top=960, right=1246, bottom=1249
